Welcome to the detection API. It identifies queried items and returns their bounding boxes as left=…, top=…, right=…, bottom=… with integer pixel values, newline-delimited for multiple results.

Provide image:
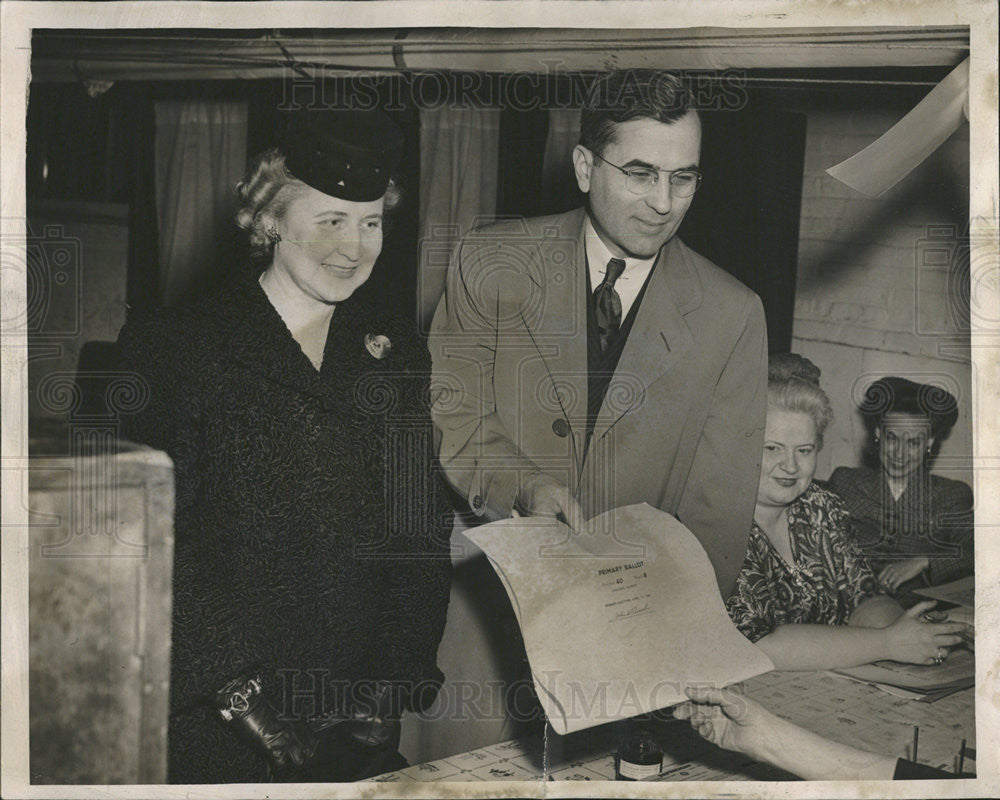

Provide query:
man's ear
left=572, top=145, right=593, bottom=193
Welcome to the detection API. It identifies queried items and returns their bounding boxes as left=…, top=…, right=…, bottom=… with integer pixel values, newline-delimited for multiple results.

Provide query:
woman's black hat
left=282, top=109, right=404, bottom=202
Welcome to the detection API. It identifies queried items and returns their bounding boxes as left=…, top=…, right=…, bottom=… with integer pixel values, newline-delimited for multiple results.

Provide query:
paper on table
left=912, top=575, right=975, bottom=608
left=465, top=503, right=774, bottom=735
left=834, top=648, right=974, bottom=693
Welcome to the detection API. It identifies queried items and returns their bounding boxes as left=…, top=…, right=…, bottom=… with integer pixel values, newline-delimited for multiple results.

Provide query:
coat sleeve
left=115, top=310, right=197, bottom=456
left=926, top=478, right=975, bottom=585
left=828, top=468, right=882, bottom=548
left=372, top=335, right=452, bottom=708
left=428, top=237, right=543, bottom=520
left=676, top=292, right=768, bottom=598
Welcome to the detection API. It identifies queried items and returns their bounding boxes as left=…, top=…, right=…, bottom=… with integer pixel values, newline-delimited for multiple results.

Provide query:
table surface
left=366, top=668, right=975, bottom=782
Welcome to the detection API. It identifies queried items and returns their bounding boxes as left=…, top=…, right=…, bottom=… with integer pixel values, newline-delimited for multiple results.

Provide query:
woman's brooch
left=364, top=333, right=392, bottom=360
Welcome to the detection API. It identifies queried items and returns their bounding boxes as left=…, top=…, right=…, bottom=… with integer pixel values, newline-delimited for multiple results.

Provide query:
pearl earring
left=266, top=226, right=281, bottom=244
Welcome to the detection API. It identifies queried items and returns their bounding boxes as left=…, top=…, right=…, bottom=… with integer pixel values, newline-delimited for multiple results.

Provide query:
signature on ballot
left=615, top=602, right=652, bottom=620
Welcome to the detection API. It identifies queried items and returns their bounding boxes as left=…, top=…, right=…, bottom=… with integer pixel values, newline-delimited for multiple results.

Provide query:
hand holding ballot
left=466, top=504, right=774, bottom=735
left=673, top=686, right=901, bottom=781
left=512, top=472, right=587, bottom=531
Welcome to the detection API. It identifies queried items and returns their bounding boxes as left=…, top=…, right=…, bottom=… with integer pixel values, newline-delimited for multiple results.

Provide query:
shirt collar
left=584, top=215, right=658, bottom=278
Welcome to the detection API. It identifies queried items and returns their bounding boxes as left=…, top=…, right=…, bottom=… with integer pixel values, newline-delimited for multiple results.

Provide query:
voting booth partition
left=28, top=427, right=173, bottom=784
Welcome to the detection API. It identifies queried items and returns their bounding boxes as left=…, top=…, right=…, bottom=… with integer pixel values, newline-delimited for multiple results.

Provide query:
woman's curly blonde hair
left=235, top=147, right=403, bottom=260
left=767, top=352, right=835, bottom=448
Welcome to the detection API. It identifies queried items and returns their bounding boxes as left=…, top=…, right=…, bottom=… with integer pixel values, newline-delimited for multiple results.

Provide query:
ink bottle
left=615, top=720, right=663, bottom=780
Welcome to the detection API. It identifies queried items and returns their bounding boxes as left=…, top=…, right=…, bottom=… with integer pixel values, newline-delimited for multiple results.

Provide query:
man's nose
left=646, top=176, right=673, bottom=214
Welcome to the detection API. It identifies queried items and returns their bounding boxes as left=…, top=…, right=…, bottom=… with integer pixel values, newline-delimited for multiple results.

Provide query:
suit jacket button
left=472, top=494, right=484, bottom=510
left=552, top=418, right=570, bottom=438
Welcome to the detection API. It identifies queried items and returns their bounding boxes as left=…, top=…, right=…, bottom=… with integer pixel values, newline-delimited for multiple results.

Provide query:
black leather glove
left=341, top=680, right=403, bottom=750
left=211, top=673, right=320, bottom=775
left=212, top=674, right=408, bottom=782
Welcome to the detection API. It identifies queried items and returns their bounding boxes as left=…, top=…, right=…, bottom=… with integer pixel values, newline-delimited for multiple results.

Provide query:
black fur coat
left=117, top=275, right=452, bottom=782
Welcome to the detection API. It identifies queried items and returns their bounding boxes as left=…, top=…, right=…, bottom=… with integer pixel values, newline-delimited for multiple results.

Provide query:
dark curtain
left=119, top=84, right=161, bottom=314
left=679, top=109, right=807, bottom=354
left=496, top=104, right=548, bottom=218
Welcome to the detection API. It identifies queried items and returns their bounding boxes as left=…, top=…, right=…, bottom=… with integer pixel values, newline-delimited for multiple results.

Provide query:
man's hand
left=878, top=557, right=929, bottom=591
left=673, top=685, right=898, bottom=780
left=672, top=686, right=774, bottom=762
left=513, top=472, right=586, bottom=531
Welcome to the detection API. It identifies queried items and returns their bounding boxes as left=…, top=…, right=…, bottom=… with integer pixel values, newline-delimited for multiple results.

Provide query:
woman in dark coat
left=117, top=109, right=451, bottom=783
left=829, top=376, right=973, bottom=603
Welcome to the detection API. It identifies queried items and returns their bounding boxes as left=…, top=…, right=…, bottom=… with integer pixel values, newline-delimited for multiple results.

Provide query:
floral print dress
left=726, top=482, right=881, bottom=642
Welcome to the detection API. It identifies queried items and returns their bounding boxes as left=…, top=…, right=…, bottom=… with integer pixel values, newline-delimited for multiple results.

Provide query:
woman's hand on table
left=883, top=600, right=967, bottom=665
left=878, top=557, right=929, bottom=592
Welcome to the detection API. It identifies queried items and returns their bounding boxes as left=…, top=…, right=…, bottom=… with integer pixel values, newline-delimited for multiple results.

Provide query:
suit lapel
left=590, top=236, right=699, bottom=443
left=521, top=210, right=589, bottom=479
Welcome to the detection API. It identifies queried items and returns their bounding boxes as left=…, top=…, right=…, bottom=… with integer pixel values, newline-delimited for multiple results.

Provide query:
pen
left=912, top=726, right=919, bottom=763
left=957, top=738, right=966, bottom=774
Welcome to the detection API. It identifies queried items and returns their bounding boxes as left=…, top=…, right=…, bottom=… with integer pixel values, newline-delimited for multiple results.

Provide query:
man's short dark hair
left=579, top=70, right=694, bottom=157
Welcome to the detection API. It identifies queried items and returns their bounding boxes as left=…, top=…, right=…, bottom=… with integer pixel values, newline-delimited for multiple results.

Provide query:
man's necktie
left=594, top=257, right=626, bottom=353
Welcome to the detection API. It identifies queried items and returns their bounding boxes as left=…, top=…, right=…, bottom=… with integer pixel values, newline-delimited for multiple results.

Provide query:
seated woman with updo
left=725, top=354, right=965, bottom=670
left=830, top=376, right=973, bottom=603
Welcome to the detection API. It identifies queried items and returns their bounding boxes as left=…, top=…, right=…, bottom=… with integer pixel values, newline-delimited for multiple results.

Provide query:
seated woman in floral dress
left=725, top=354, right=965, bottom=670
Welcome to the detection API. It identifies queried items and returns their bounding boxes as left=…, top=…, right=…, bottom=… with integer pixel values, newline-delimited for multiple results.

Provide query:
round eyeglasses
left=594, top=153, right=702, bottom=197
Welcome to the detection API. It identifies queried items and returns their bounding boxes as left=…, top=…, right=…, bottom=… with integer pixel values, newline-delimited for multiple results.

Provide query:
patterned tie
left=594, top=257, right=626, bottom=353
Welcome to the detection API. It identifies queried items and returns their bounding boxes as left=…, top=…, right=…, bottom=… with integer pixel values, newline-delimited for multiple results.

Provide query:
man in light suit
left=429, top=70, right=767, bottom=595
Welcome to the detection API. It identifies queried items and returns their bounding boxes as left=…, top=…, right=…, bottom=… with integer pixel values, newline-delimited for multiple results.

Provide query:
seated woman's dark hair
left=858, top=376, right=959, bottom=441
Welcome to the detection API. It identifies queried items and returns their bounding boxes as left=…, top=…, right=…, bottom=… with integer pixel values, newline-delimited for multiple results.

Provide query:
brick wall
left=790, top=104, right=972, bottom=486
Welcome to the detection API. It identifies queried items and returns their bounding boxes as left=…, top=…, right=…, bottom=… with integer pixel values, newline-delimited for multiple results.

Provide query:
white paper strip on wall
left=826, top=57, right=969, bottom=197
left=465, top=503, right=774, bottom=735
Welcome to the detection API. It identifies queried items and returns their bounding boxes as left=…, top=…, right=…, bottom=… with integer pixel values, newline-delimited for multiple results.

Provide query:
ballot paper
left=833, top=648, right=975, bottom=696
left=913, top=575, right=975, bottom=609
left=465, top=503, right=775, bottom=735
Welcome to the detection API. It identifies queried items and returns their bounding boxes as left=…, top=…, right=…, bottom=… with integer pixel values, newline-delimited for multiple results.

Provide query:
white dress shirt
left=584, top=216, right=657, bottom=320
